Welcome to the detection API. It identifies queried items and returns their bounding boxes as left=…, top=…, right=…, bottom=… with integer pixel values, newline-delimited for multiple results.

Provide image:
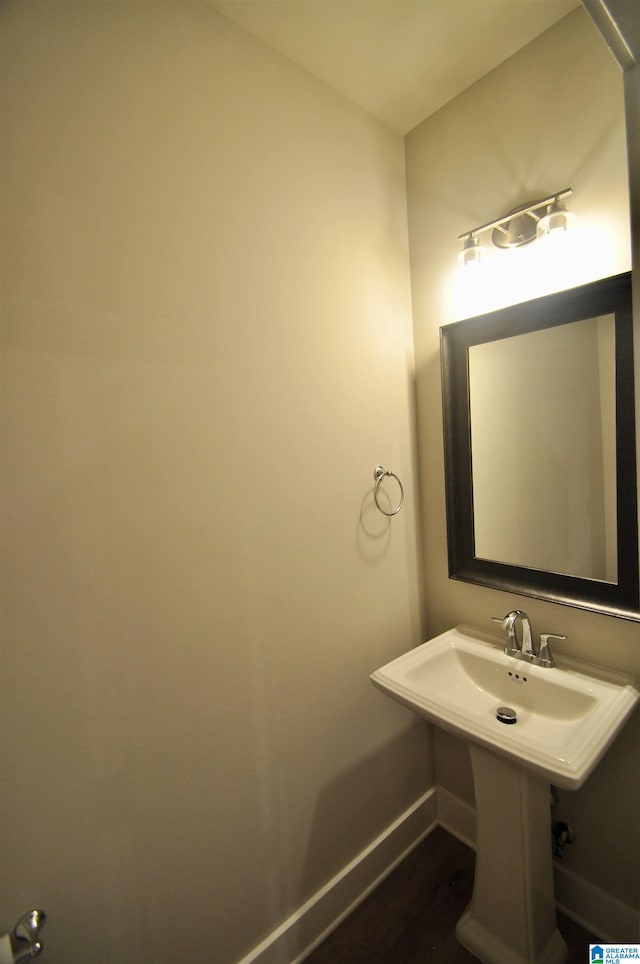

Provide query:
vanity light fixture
left=458, top=188, right=574, bottom=264
left=458, top=233, right=486, bottom=267
left=536, top=194, right=576, bottom=239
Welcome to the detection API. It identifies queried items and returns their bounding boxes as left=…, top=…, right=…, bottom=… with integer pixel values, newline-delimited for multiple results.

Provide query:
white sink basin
left=371, top=625, right=639, bottom=789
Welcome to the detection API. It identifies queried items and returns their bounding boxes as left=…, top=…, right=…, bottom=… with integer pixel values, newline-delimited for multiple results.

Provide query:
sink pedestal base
left=455, top=745, right=568, bottom=964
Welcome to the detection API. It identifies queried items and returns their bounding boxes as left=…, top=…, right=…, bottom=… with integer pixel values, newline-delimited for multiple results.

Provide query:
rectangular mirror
left=441, top=272, right=639, bottom=617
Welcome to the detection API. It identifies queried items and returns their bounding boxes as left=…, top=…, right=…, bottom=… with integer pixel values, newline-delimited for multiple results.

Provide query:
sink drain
left=496, top=706, right=517, bottom=725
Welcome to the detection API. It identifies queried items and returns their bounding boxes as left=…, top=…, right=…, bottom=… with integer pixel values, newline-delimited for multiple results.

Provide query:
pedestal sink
left=370, top=625, right=639, bottom=964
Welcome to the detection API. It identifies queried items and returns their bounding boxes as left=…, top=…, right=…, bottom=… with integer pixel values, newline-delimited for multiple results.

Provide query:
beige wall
left=407, top=7, right=640, bottom=914
left=0, top=3, right=432, bottom=961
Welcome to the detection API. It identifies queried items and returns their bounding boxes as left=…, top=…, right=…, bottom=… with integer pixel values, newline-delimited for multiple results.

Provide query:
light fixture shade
left=536, top=199, right=576, bottom=239
left=459, top=235, right=485, bottom=266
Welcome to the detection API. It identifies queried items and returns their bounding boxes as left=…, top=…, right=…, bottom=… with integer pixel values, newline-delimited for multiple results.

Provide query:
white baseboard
left=437, top=786, right=476, bottom=850
left=437, top=786, right=640, bottom=944
left=554, top=862, right=640, bottom=943
left=238, top=786, right=438, bottom=964
left=239, top=785, right=639, bottom=963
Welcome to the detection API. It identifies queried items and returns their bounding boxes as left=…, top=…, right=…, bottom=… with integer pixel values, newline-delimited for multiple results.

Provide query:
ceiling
left=210, top=1, right=580, bottom=134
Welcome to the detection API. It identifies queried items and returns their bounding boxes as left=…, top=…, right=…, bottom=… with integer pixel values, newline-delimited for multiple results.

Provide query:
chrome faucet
left=498, top=610, right=534, bottom=657
left=492, top=611, right=565, bottom=668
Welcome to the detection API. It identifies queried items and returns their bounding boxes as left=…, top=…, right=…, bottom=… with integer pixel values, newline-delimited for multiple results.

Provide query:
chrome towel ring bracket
left=373, top=465, right=404, bottom=517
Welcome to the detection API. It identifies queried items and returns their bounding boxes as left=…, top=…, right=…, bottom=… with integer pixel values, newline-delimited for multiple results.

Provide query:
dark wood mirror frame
left=440, top=271, right=640, bottom=618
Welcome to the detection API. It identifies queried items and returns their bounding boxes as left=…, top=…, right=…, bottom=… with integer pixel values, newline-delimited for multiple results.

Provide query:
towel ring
left=373, top=465, right=404, bottom=517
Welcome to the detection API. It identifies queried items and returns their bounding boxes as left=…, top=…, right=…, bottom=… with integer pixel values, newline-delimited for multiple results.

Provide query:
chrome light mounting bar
left=459, top=187, right=573, bottom=250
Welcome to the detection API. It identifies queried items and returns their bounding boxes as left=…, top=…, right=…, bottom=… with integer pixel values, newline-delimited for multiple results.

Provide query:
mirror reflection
left=469, top=314, right=617, bottom=581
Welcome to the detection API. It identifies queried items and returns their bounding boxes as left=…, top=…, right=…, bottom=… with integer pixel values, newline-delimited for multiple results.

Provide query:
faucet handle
left=491, top=614, right=512, bottom=640
left=538, top=633, right=566, bottom=668
left=491, top=613, right=522, bottom=656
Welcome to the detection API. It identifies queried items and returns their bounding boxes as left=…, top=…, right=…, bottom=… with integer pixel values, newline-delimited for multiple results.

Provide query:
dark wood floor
left=304, top=827, right=596, bottom=963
